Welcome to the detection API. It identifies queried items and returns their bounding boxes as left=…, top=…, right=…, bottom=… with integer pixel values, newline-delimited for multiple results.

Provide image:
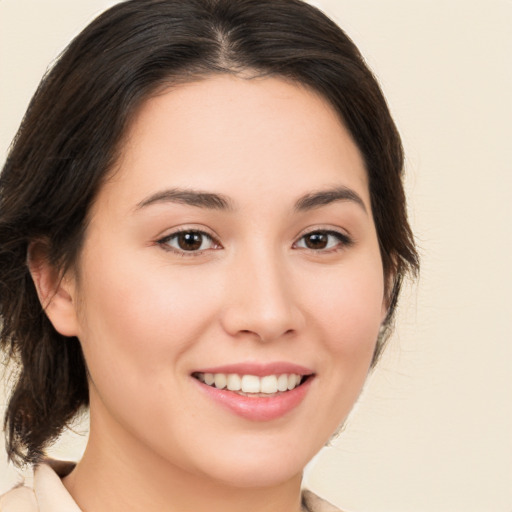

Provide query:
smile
left=192, top=364, right=315, bottom=421
left=193, top=372, right=305, bottom=395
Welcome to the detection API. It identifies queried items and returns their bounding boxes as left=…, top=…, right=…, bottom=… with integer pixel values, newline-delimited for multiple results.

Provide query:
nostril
left=219, top=291, right=305, bottom=342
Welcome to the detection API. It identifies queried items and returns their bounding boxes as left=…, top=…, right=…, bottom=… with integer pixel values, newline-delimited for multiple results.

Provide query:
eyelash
left=293, top=229, right=353, bottom=252
left=156, top=228, right=353, bottom=257
left=157, top=229, right=221, bottom=257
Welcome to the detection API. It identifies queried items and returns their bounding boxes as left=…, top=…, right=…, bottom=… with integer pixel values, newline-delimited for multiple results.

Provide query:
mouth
left=191, top=363, right=315, bottom=420
left=192, top=372, right=312, bottom=397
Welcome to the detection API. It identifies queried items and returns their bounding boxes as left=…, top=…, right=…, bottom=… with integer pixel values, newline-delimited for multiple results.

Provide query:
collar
left=33, top=461, right=82, bottom=512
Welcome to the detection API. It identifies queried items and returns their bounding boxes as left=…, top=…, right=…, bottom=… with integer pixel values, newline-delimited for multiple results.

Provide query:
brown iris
left=177, top=231, right=204, bottom=251
left=303, top=232, right=330, bottom=250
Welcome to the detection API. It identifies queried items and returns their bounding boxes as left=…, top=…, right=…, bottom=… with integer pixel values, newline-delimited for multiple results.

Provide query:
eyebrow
left=136, top=188, right=234, bottom=211
left=294, top=186, right=367, bottom=214
left=136, top=185, right=367, bottom=214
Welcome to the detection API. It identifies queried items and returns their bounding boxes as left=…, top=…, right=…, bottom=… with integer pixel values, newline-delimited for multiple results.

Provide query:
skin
left=34, top=75, right=387, bottom=512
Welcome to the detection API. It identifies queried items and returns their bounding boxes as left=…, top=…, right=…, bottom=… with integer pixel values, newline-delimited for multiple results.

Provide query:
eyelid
left=156, top=226, right=222, bottom=256
left=154, top=224, right=352, bottom=256
left=293, top=227, right=353, bottom=251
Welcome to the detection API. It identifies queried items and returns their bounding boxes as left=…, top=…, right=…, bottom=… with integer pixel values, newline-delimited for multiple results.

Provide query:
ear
left=27, top=241, right=80, bottom=337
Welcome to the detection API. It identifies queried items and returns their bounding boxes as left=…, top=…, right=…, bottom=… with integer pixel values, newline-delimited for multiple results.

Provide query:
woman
left=0, top=0, right=418, bottom=510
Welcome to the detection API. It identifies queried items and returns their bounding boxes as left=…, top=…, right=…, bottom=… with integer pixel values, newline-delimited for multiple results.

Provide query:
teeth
left=214, top=373, right=227, bottom=389
left=241, top=375, right=260, bottom=393
left=196, top=372, right=305, bottom=394
left=288, top=374, right=300, bottom=390
left=260, top=375, right=277, bottom=394
left=227, top=374, right=241, bottom=391
left=277, top=374, right=289, bottom=392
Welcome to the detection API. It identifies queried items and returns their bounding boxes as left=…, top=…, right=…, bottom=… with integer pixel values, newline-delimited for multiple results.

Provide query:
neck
left=63, top=412, right=304, bottom=512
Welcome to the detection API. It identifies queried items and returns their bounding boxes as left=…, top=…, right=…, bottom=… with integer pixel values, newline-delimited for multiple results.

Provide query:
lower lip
left=194, top=377, right=313, bottom=422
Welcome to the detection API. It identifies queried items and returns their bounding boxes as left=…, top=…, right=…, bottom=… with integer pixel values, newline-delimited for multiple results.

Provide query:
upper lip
left=192, top=362, right=314, bottom=377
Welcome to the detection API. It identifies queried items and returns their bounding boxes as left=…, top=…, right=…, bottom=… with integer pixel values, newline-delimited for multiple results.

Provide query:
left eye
left=160, top=230, right=218, bottom=252
left=294, top=230, right=350, bottom=251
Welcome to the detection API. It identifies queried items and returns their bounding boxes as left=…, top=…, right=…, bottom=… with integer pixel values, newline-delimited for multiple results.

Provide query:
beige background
left=1, top=1, right=511, bottom=510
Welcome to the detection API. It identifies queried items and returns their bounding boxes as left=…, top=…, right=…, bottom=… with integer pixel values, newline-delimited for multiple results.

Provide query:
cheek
left=309, top=264, right=384, bottom=353
left=291, top=264, right=385, bottom=448
left=74, top=254, right=221, bottom=380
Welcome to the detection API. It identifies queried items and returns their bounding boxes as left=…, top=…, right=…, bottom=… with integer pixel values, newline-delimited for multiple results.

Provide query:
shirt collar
left=34, top=461, right=82, bottom=512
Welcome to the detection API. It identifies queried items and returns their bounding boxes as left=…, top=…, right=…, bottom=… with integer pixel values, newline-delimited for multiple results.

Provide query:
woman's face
left=66, top=75, right=386, bottom=487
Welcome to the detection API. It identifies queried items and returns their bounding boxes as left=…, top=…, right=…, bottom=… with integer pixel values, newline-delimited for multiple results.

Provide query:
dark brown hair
left=0, top=0, right=418, bottom=466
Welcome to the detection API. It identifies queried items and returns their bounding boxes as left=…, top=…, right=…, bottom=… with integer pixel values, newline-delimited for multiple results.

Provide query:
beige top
left=0, top=461, right=342, bottom=512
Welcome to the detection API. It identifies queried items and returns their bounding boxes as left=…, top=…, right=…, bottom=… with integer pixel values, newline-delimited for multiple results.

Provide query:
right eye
left=158, top=230, right=221, bottom=255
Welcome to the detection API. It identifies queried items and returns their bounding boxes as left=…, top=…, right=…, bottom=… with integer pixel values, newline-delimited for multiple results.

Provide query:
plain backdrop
left=1, top=1, right=511, bottom=511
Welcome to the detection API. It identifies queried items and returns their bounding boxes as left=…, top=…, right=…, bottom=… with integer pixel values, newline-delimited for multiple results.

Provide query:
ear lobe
left=27, top=241, right=80, bottom=337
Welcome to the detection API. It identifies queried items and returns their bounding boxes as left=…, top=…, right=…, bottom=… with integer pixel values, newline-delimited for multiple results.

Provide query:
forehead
left=98, top=74, right=370, bottom=214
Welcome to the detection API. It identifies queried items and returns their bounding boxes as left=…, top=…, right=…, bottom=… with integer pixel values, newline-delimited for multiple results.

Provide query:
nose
left=220, top=248, right=305, bottom=342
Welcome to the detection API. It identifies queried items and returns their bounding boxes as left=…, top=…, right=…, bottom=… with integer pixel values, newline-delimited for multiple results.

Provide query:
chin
left=187, top=435, right=316, bottom=489
left=203, top=459, right=304, bottom=489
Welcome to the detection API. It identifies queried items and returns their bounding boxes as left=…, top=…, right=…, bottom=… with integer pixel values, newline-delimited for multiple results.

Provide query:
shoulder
left=0, top=485, right=38, bottom=511
left=0, top=459, right=79, bottom=512
left=302, top=489, right=345, bottom=512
